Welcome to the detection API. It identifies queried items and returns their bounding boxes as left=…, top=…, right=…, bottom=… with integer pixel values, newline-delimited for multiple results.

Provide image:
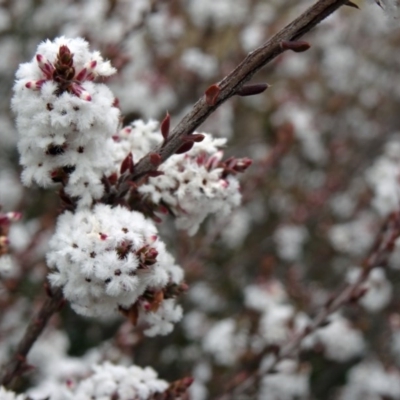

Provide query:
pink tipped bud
left=220, top=179, right=229, bottom=188
left=6, top=212, right=22, bottom=221
left=75, top=60, right=97, bottom=81
left=149, top=235, right=158, bottom=244
left=25, top=79, right=46, bottom=90
left=122, top=126, right=132, bottom=135
left=36, top=54, right=54, bottom=79
left=99, top=233, right=108, bottom=241
left=206, top=151, right=224, bottom=170
left=70, top=83, right=92, bottom=101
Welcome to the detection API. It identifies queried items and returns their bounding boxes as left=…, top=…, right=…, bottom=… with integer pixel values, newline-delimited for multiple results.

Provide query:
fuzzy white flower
left=12, top=37, right=120, bottom=208
left=47, top=204, right=184, bottom=334
left=314, top=314, right=365, bottom=362
left=30, top=362, right=168, bottom=400
left=139, top=133, right=244, bottom=235
left=347, top=267, right=392, bottom=313
left=203, top=318, right=247, bottom=366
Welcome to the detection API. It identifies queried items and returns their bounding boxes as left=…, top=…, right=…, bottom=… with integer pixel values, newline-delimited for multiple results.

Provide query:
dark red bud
left=147, top=171, right=164, bottom=178
left=280, top=40, right=311, bottom=53
left=120, top=152, right=134, bottom=174
left=161, top=112, right=170, bottom=141
left=176, top=141, right=194, bottom=154
left=191, top=133, right=205, bottom=142
left=237, top=83, right=270, bottom=97
left=149, top=152, right=162, bottom=167
left=205, top=84, right=220, bottom=106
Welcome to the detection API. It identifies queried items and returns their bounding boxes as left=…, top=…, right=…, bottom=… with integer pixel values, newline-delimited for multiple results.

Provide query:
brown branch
left=216, top=211, right=400, bottom=399
left=116, top=0, right=350, bottom=196
left=0, top=286, right=64, bottom=387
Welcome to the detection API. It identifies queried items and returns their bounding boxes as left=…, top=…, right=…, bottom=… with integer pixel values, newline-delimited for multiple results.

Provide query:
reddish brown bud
left=190, top=133, right=205, bottom=142
left=281, top=40, right=311, bottom=53
left=237, top=83, right=270, bottom=97
left=205, top=84, right=220, bottom=106
left=161, top=112, right=170, bottom=141
left=149, top=152, right=162, bottom=167
left=147, top=171, right=164, bottom=178
left=176, top=141, right=194, bottom=154
left=120, top=152, right=134, bottom=174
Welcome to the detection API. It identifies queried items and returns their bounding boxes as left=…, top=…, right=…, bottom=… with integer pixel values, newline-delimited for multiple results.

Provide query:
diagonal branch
left=117, top=0, right=350, bottom=196
left=0, top=287, right=64, bottom=387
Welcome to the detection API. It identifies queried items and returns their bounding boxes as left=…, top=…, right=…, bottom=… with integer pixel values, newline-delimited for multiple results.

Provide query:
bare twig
left=116, top=0, right=350, bottom=197
left=216, top=211, right=400, bottom=399
left=0, top=287, right=64, bottom=387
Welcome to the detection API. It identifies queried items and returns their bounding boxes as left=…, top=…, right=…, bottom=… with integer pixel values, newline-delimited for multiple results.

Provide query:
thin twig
left=216, top=211, right=400, bottom=399
left=117, top=0, right=350, bottom=196
left=0, top=287, right=64, bottom=387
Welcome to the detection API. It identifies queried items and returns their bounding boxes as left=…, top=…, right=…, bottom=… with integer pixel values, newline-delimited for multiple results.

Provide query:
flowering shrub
left=2, top=1, right=400, bottom=400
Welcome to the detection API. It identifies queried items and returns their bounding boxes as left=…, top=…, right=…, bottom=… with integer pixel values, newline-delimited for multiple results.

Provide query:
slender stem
left=216, top=211, right=400, bottom=399
left=0, top=287, right=64, bottom=387
left=117, top=0, right=349, bottom=196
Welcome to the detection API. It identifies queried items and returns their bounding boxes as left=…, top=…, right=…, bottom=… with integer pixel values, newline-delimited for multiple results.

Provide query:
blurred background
left=2, top=0, right=400, bottom=399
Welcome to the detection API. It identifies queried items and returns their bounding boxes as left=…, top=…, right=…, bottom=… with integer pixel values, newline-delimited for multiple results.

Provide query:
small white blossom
left=139, top=133, right=243, bottom=235
left=339, top=360, right=400, bottom=400
left=203, top=318, right=247, bottom=366
left=313, top=314, right=365, bottom=362
left=347, top=267, right=392, bottom=312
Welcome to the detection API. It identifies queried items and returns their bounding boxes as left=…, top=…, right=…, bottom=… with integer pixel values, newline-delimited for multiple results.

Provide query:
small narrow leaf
left=280, top=40, right=311, bottom=53
left=237, top=83, right=270, bottom=97
left=120, top=152, right=134, bottom=174
left=176, top=141, right=194, bottom=154
left=161, top=112, right=170, bottom=141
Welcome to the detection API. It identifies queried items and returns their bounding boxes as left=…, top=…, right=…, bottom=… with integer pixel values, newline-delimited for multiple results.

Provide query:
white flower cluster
left=30, top=362, right=168, bottom=400
left=12, top=37, right=120, bottom=208
left=139, top=134, right=242, bottom=235
left=67, top=362, right=168, bottom=400
left=0, top=387, right=25, bottom=400
left=339, top=359, right=400, bottom=400
left=347, top=267, right=393, bottom=313
left=109, top=121, right=244, bottom=235
left=366, top=139, right=400, bottom=216
left=47, top=204, right=184, bottom=335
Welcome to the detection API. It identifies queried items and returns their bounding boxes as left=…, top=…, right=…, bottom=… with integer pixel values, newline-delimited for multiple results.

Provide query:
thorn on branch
left=280, top=40, right=311, bottom=53
left=205, top=84, right=220, bottom=106
left=344, top=1, right=360, bottom=9
left=237, top=83, right=270, bottom=97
